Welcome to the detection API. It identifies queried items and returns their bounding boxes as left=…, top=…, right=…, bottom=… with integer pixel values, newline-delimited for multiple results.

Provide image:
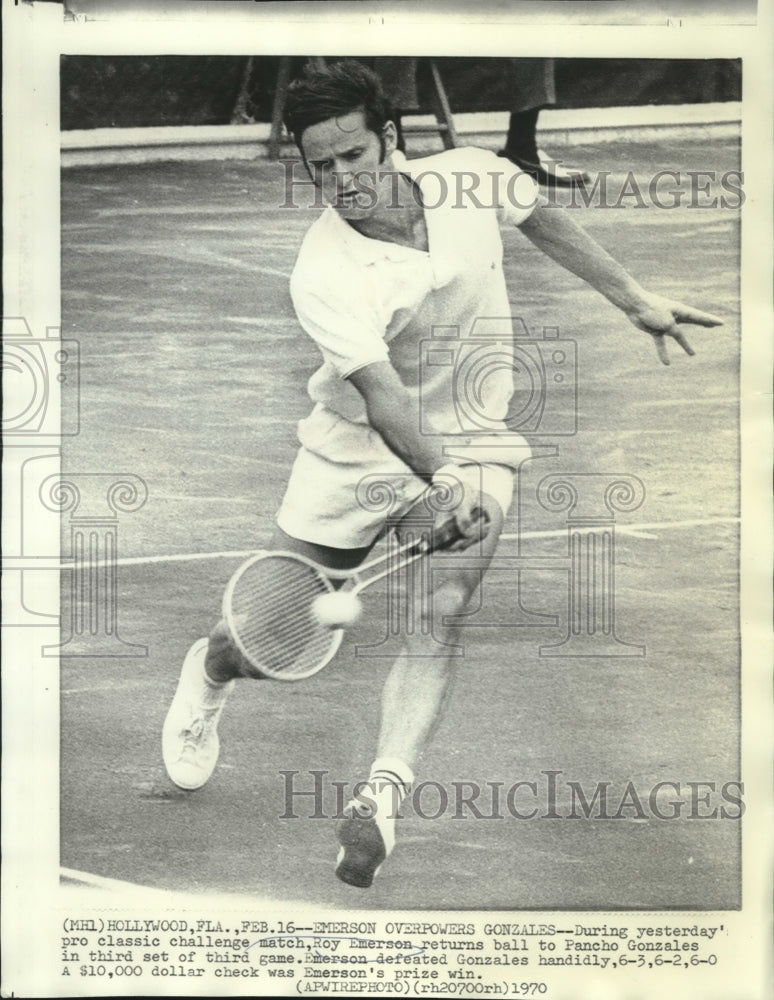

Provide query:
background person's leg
left=502, top=57, right=590, bottom=187
left=508, top=57, right=557, bottom=114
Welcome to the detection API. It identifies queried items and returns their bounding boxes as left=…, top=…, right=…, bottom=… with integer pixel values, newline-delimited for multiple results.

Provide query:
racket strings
left=228, top=556, right=338, bottom=679
left=226, top=533, right=445, bottom=681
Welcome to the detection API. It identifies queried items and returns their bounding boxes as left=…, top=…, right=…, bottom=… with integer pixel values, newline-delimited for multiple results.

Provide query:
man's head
left=284, top=60, right=399, bottom=220
left=284, top=59, right=391, bottom=152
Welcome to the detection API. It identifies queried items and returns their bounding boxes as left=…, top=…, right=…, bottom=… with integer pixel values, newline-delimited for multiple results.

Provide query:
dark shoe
left=498, top=148, right=590, bottom=188
left=335, top=803, right=387, bottom=888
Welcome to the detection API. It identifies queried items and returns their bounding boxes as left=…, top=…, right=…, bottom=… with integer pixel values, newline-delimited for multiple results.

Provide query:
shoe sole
left=335, top=814, right=387, bottom=888
left=497, top=149, right=589, bottom=187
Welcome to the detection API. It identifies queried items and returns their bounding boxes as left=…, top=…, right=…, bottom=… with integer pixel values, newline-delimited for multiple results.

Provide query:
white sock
left=369, top=757, right=414, bottom=800
left=349, top=757, right=414, bottom=856
left=186, top=638, right=233, bottom=705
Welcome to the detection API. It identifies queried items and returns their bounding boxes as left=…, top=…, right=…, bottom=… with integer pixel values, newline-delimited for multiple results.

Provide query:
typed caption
left=56, top=910, right=732, bottom=997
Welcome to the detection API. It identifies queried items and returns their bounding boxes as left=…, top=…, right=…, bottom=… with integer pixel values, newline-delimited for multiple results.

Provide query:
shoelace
left=182, top=718, right=205, bottom=747
left=180, top=709, right=217, bottom=757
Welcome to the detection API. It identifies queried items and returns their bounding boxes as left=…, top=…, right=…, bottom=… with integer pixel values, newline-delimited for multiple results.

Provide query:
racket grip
left=431, top=506, right=489, bottom=551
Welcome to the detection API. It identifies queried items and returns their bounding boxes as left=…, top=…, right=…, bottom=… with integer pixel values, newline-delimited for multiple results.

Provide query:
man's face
left=300, top=109, right=397, bottom=221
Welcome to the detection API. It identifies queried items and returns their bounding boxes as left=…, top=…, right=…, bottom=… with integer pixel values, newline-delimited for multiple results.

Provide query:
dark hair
left=284, top=59, right=390, bottom=148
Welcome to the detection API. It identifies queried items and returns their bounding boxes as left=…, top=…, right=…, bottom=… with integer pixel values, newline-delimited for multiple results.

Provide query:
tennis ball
left=312, top=590, right=363, bottom=628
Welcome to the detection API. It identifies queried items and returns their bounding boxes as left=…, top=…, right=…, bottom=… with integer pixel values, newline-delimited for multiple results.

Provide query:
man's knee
left=433, top=576, right=478, bottom=620
left=402, top=574, right=480, bottom=650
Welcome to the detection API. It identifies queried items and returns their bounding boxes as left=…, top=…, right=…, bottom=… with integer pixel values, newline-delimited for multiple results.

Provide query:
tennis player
left=163, top=60, right=722, bottom=888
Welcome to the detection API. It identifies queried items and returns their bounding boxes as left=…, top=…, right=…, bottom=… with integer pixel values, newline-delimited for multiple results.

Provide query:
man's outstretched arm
left=518, top=203, right=724, bottom=365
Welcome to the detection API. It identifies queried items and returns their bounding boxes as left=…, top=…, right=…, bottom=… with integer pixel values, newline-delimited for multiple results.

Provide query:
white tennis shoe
left=162, top=638, right=234, bottom=790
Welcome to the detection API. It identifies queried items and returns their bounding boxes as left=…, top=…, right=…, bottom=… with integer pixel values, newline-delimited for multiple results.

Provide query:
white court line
left=60, top=867, right=312, bottom=907
left=10, top=518, right=739, bottom=571
left=112, top=514, right=737, bottom=561
left=5, top=516, right=737, bottom=572
left=60, top=867, right=168, bottom=895
left=503, top=516, right=739, bottom=542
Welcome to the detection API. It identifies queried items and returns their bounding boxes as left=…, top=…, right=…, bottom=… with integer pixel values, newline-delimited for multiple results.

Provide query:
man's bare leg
left=377, top=500, right=505, bottom=767
left=335, top=495, right=506, bottom=887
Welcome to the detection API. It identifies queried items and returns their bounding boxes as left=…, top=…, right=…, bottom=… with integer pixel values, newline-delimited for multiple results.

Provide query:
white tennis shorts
left=275, top=406, right=531, bottom=549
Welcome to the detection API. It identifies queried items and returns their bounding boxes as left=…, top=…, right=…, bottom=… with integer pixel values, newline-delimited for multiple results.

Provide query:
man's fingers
left=651, top=325, right=696, bottom=365
left=453, top=512, right=473, bottom=537
left=673, top=305, right=724, bottom=327
left=448, top=507, right=491, bottom=549
left=448, top=519, right=476, bottom=551
left=456, top=506, right=484, bottom=533
left=673, top=331, right=695, bottom=356
left=466, top=507, right=490, bottom=539
left=634, top=299, right=722, bottom=364
left=651, top=333, right=670, bottom=366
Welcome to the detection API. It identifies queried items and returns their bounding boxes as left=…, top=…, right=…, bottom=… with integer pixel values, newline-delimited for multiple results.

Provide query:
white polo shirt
left=289, top=147, right=540, bottom=437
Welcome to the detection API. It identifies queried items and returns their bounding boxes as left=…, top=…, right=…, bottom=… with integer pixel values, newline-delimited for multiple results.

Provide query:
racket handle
left=431, top=506, right=489, bottom=551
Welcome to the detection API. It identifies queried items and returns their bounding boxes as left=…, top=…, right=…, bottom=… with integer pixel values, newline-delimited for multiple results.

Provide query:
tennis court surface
left=60, top=136, right=741, bottom=909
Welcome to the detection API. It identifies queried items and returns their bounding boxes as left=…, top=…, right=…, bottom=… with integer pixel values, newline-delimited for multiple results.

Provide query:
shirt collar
left=322, top=151, right=429, bottom=266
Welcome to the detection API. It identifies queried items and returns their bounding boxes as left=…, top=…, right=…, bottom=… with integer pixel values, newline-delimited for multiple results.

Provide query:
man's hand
left=518, top=206, right=724, bottom=366
left=622, top=294, right=723, bottom=366
left=431, top=465, right=491, bottom=552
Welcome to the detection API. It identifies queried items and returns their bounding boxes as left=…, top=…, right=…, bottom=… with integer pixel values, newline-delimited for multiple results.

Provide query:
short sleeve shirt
left=289, top=146, right=540, bottom=431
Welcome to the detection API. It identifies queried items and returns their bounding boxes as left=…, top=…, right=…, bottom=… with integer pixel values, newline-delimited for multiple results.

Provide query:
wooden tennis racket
left=222, top=511, right=486, bottom=681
